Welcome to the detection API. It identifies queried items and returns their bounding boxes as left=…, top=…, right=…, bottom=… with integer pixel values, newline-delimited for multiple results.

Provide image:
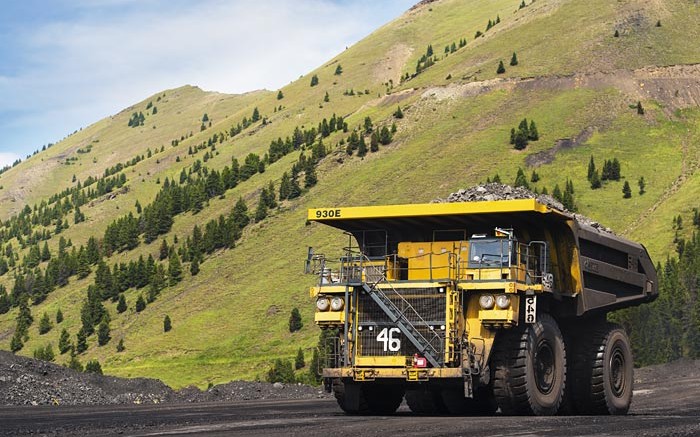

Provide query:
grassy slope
left=1, top=0, right=699, bottom=387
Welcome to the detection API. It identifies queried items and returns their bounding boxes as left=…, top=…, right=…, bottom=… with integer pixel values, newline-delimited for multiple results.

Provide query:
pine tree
left=552, top=184, right=563, bottom=202
left=622, top=181, right=632, bottom=198
left=590, top=170, right=602, bottom=189
left=41, top=242, right=51, bottom=261
left=334, top=64, right=343, bottom=75
left=164, top=315, right=172, bottom=332
left=231, top=197, right=249, bottom=228
left=496, top=60, right=506, bottom=74
left=323, top=91, right=330, bottom=103
left=39, top=312, right=52, bottom=334
left=611, top=158, right=621, bottom=180
left=68, top=354, right=83, bottom=371
left=116, top=338, right=125, bottom=352
left=304, top=165, right=317, bottom=188
left=168, top=252, right=182, bottom=285
left=638, top=176, right=646, bottom=195
left=277, top=90, right=284, bottom=100
left=289, top=307, right=303, bottom=332
left=10, top=332, right=23, bottom=352
left=190, top=258, right=200, bottom=276
left=295, top=347, right=305, bottom=370
left=310, top=74, right=319, bottom=87
left=254, top=198, right=268, bottom=222
left=394, top=106, right=404, bottom=119
left=614, top=29, right=620, bottom=37
left=58, top=328, right=72, bottom=354
left=637, top=101, right=644, bottom=114
left=135, top=295, right=146, bottom=312
left=357, top=135, right=368, bottom=157
left=528, top=120, right=539, bottom=141
left=379, top=126, right=392, bottom=145
left=530, top=170, right=540, bottom=183
left=76, top=328, right=88, bottom=353
left=56, top=308, right=63, bottom=324
left=510, top=52, right=518, bottom=66
left=587, top=156, right=596, bottom=181
left=117, top=294, right=127, bottom=313
left=85, top=360, right=103, bottom=374
left=370, top=132, right=379, bottom=152
left=97, top=317, right=110, bottom=346
left=279, top=172, right=291, bottom=200
left=514, top=168, right=529, bottom=189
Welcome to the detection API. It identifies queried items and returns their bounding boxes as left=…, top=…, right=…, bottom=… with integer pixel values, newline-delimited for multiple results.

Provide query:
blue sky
left=0, top=0, right=414, bottom=167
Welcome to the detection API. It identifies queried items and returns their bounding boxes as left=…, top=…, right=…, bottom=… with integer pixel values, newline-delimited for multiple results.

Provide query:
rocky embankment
left=0, top=351, right=327, bottom=406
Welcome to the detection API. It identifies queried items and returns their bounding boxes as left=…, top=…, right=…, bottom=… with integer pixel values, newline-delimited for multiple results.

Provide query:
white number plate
left=525, top=296, right=537, bottom=324
left=377, top=327, right=401, bottom=352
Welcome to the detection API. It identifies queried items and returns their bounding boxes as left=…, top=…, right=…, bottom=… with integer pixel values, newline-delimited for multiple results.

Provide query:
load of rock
left=0, top=351, right=327, bottom=406
left=434, top=183, right=613, bottom=233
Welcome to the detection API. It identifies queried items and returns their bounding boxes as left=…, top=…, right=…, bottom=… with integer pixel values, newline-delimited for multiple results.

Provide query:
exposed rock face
left=434, top=183, right=613, bottom=233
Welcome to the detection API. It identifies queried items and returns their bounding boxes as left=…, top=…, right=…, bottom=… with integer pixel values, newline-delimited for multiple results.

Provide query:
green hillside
left=1, top=0, right=700, bottom=388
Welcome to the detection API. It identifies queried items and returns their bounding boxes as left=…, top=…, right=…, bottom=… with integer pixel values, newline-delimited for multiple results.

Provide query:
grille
left=357, top=287, right=446, bottom=361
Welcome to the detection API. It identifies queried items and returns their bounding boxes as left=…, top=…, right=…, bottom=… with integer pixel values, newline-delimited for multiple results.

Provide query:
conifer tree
left=622, top=181, right=632, bottom=198
left=637, top=101, right=644, bottom=114
left=552, top=184, right=563, bottom=202
left=116, top=338, right=125, bottom=352
left=295, top=347, right=305, bottom=370
left=97, top=317, right=110, bottom=346
left=277, top=90, right=284, bottom=100
left=304, top=165, right=317, bottom=188
left=587, top=156, right=596, bottom=181
left=254, top=198, right=268, bottom=222
left=530, top=170, right=540, bottom=183
left=39, top=312, right=52, bottom=334
left=76, top=328, right=88, bottom=353
left=164, top=315, right=172, bottom=332
left=58, top=328, right=71, bottom=354
left=510, top=52, right=518, bottom=66
left=638, top=176, right=646, bottom=195
left=56, top=308, right=63, bottom=324
left=357, top=135, right=368, bottom=157
left=279, top=172, right=291, bottom=200
left=10, top=332, right=23, bottom=352
left=168, top=252, right=182, bottom=285
left=379, top=126, right=393, bottom=145
left=528, top=120, right=539, bottom=140
left=289, top=307, right=303, bottom=332
left=68, top=354, right=83, bottom=371
left=324, top=91, right=330, bottom=103
left=231, top=197, right=249, bottom=228
left=614, top=29, right=620, bottom=37
left=370, top=132, right=379, bottom=152
left=514, top=168, right=529, bottom=189
left=394, top=106, right=404, bottom=119
left=41, top=242, right=51, bottom=261
left=117, top=294, right=127, bottom=313
left=310, top=74, right=319, bottom=87
left=190, top=257, right=200, bottom=276
left=496, top=60, right=506, bottom=74
left=590, top=170, right=602, bottom=189
left=135, top=295, right=146, bottom=312
left=85, top=360, right=103, bottom=374
left=335, top=64, right=343, bottom=75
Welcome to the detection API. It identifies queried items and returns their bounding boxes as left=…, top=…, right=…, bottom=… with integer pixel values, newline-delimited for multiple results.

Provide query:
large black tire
left=440, top=386, right=498, bottom=416
left=363, top=384, right=405, bottom=415
left=332, top=379, right=368, bottom=414
left=570, top=322, right=633, bottom=415
left=492, top=313, right=566, bottom=415
left=405, top=386, right=447, bottom=414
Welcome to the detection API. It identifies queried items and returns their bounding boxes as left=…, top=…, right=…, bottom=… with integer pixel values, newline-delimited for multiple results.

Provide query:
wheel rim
left=610, top=345, right=626, bottom=397
left=534, top=339, right=555, bottom=394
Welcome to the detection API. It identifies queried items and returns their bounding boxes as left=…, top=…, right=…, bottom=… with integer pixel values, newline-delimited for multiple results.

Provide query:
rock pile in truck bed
left=434, top=183, right=613, bottom=233
left=0, top=351, right=327, bottom=406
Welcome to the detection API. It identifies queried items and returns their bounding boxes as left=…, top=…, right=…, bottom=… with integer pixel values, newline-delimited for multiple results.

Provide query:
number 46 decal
left=377, top=328, right=401, bottom=352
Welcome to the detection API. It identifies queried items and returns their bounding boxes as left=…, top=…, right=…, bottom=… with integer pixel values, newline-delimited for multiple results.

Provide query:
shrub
left=85, top=360, right=103, bottom=374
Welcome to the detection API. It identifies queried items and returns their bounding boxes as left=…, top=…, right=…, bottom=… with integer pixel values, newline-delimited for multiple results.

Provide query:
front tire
left=492, top=313, right=566, bottom=415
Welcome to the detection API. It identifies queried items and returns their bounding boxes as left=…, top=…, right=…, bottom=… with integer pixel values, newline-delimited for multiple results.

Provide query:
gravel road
left=1, top=353, right=699, bottom=436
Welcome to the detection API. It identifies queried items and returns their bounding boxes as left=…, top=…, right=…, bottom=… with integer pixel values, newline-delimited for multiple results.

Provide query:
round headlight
left=495, top=294, right=511, bottom=309
left=316, top=296, right=330, bottom=311
left=330, top=296, right=345, bottom=311
left=479, top=294, right=495, bottom=310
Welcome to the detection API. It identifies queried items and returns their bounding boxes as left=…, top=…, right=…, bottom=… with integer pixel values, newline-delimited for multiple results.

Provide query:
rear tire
left=492, top=313, right=566, bottom=415
left=570, top=323, right=633, bottom=415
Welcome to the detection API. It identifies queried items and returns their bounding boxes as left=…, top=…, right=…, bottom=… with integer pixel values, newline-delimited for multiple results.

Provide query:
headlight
left=479, top=294, right=495, bottom=309
left=330, top=296, right=344, bottom=311
left=495, top=294, right=511, bottom=309
left=316, top=296, right=330, bottom=311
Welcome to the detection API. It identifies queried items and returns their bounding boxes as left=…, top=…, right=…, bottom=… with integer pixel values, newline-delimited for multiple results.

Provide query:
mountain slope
left=1, top=0, right=700, bottom=387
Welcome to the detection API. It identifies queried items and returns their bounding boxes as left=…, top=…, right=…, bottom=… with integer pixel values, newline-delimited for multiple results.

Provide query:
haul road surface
left=2, top=360, right=700, bottom=437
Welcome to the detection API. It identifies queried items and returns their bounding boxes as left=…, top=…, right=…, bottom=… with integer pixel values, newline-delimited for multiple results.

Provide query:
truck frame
left=306, top=199, right=657, bottom=415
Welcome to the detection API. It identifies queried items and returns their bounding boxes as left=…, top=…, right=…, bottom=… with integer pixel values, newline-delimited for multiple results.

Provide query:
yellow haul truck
left=306, top=199, right=657, bottom=416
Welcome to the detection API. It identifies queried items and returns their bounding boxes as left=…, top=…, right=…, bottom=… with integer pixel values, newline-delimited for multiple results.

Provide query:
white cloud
left=0, top=152, right=20, bottom=168
left=0, top=0, right=413, bottom=156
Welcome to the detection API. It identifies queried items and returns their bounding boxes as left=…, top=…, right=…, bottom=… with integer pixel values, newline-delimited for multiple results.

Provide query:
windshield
left=468, top=239, right=510, bottom=267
